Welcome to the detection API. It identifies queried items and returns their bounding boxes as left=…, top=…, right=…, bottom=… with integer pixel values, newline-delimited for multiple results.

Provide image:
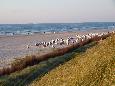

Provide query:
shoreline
left=0, top=29, right=114, bottom=38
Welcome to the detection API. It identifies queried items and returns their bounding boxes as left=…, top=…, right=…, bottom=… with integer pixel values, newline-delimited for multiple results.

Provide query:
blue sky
left=0, top=0, right=115, bottom=23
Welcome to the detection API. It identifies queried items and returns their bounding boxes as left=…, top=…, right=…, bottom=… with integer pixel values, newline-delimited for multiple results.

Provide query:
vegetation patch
left=0, top=41, right=97, bottom=86
left=30, top=34, right=115, bottom=86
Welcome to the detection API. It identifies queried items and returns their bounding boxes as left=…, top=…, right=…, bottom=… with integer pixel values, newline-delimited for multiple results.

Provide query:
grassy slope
left=31, top=34, right=115, bottom=86
left=0, top=40, right=97, bottom=86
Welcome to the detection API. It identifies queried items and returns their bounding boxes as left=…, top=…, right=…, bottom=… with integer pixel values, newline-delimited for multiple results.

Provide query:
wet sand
left=0, top=29, right=113, bottom=67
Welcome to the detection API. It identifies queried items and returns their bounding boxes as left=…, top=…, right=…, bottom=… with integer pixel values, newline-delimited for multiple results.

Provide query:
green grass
left=30, top=34, right=115, bottom=86
left=0, top=41, right=97, bottom=86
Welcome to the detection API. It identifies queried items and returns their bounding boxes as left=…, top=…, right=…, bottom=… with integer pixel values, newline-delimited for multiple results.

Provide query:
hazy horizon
left=0, top=0, right=115, bottom=24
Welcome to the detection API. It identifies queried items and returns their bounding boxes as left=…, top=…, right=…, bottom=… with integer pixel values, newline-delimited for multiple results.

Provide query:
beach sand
left=0, top=29, right=113, bottom=67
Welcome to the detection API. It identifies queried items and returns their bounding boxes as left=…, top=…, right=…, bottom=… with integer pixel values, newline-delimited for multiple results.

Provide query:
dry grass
left=30, top=34, right=115, bottom=86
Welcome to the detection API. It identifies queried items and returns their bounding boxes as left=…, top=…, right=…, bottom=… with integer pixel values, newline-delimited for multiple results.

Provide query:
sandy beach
left=0, top=29, right=113, bottom=67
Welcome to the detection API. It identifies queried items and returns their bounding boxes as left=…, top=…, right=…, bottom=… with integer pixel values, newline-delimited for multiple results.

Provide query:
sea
left=0, top=22, right=115, bottom=36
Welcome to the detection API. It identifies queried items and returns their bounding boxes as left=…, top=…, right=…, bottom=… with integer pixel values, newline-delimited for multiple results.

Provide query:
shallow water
left=0, top=22, right=115, bottom=36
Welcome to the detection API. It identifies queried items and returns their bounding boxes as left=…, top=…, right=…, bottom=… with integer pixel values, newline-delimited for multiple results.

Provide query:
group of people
left=27, top=31, right=115, bottom=49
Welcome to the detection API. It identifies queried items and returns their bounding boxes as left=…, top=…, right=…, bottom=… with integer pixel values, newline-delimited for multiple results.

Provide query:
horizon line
left=0, top=22, right=115, bottom=24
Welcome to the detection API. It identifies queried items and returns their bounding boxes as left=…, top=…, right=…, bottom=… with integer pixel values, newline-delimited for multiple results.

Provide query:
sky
left=0, top=0, right=115, bottom=24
